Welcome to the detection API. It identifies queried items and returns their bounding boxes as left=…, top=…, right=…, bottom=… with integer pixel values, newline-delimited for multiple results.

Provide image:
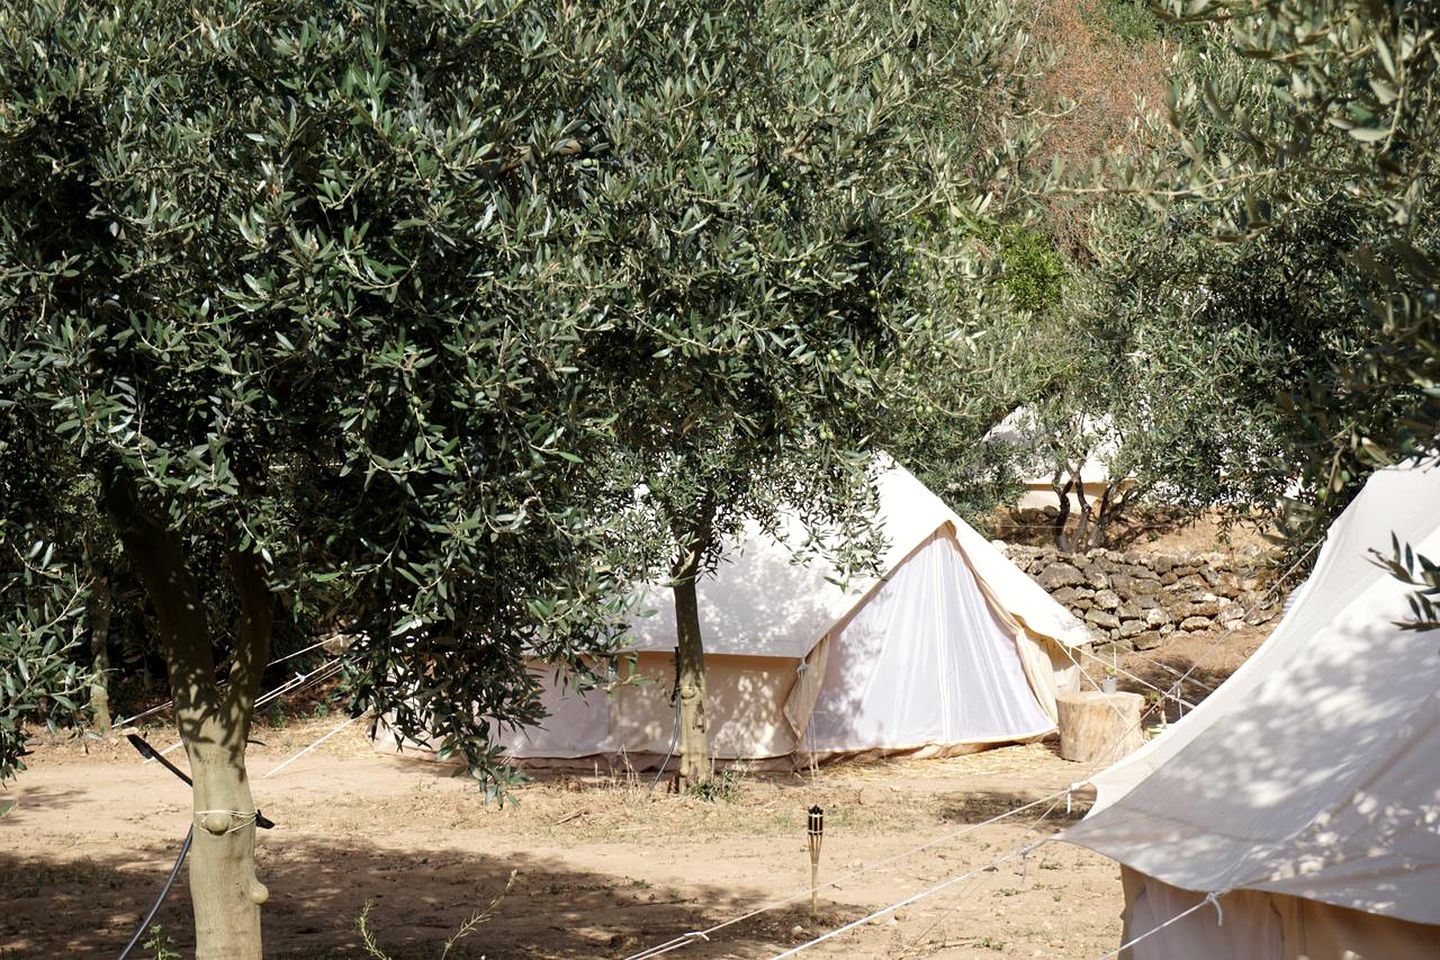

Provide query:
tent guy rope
left=144, top=658, right=343, bottom=762
left=888, top=674, right=1203, bottom=951
left=765, top=840, right=1053, bottom=959
left=717, top=659, right=1212, bottom=960
left=259, top=711, right=368, bottom=780
left=112, top=637, right=336, bottom=729
left=1073, top=645, right=1203, bottom=709
left=1095, top=643, right=1217, bottom=694
left=619, top=788, right=1073, bottom=960
left=1056, top=533, right=1322, bottom=724
left=1056, top=544, right=1317, bottom=731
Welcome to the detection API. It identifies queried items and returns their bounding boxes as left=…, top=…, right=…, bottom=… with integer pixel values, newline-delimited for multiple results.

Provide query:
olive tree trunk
left=1072, top=469, right=1092, bottom=552
left=105, top=474, right=271, bottom=960
left=87, top=578, right=112, bottom=732
left=1089, top=479, right=1121, bottom=550
left=672, top=562, right=710, bottom=789
left=669, top=508, right=714, bottom=790
left=1051, top=468, right=1074, bottom=553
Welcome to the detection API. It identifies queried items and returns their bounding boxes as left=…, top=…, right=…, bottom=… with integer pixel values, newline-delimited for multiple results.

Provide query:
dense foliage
left=0, top=0, right=671, bottom=796
left=1117, top=1, right=1440, bottom=528
left=581, top=0, right=1031, bottom=581
left=565, top=0, right=1041, bottom=779
left=977, top=1, right=1440, bottom=552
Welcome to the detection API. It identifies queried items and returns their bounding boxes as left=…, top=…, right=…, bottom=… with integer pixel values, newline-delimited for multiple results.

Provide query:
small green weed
left=143, top=925, right=181, bottom=960
left=994, top=225, right=1066, bottom=313
left=687, top=769, right=743, bottom=802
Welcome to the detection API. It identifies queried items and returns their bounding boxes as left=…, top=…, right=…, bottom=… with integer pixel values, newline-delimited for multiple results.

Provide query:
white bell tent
left=474, top=462, right=1091, bottom=767
left=1061, top=462, right=1440, bottom=958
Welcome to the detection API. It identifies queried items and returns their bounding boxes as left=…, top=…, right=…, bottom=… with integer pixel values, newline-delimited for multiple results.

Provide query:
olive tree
left=1136, top=0, right=1440, bottom=610
left=0, top=1, right=656, bottom=955
left=576, top=0, right=1041, bottom=784
left=1105, top=1, right=1440, bottom=521
left=1016, top=193, right=1392, bottom=551
left=1003, top=1, right=1438, bottom=563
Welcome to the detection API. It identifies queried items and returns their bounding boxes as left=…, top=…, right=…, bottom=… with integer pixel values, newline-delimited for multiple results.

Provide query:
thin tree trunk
left=1071, top=463, right=1092, bottom=553
left=88, top=578, right=113, bottom=733
left=105, top=472, right=271, bottom=960
left=1052, top=469, right=1073, bottom=553
left=672, top=548, right=710, bottom=789
left=667, top=498, right=716, bottom=791
left=1090, top=481, right=1120, bottom=550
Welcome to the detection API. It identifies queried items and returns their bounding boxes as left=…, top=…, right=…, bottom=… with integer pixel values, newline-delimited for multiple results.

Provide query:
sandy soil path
left=1, top=723, right=1127, bottom=959
left=0, top=618, right=1273, bottom=959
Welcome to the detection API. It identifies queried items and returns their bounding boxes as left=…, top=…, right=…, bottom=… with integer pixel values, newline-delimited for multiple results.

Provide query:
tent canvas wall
left=985, top=408, right=1126, bottom=513
left=1061, top=463, right=1440, bottom=959
left=426, top=463, right=1091, bottom=768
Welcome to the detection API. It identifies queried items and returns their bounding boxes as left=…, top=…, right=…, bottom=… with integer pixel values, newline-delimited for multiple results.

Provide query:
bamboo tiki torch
left=807, top=804, right=824, bottom=918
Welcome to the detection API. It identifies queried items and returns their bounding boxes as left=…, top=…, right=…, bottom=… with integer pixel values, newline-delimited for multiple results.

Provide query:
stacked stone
left=1000, top=545, right=1279, bottom=654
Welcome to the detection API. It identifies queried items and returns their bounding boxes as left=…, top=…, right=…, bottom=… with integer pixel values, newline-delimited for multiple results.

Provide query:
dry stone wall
left=1000, top=545, right=1280, bottom=653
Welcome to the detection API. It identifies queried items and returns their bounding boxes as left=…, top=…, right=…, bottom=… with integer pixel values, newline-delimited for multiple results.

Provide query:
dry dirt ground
left=0, top=629, right=1268, bottom=960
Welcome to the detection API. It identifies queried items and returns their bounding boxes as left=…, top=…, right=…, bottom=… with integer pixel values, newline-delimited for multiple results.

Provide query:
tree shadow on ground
left=0, top=782, right=87, bottom=812
left=0, top=835, right=862, bottom=959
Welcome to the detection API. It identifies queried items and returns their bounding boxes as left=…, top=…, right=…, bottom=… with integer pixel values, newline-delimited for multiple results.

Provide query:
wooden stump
left=1056, top=690, right=1145, bottom=763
